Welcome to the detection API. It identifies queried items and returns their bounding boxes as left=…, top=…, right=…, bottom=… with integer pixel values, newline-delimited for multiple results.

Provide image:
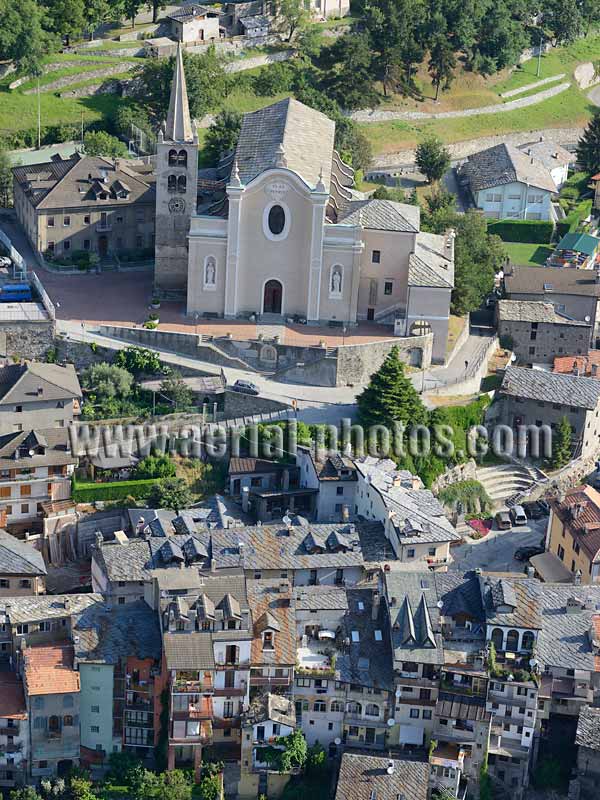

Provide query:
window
left=422, top=709, right=432, bottom=719
left=268, top=204, right=286, bottom=236
left=558, top=545, right=565, bottom=560
left=296, top=678, right=311, bottom=688
left=34, top=696, right=44, bottom=709
left=168, top=175, right=177, bottom=193
left=91, top=705, right=100, bottom=713
left=84, top=214, right=91, bottom=224
left=91, top=726, right=100, bottom=733
left=177, top=175, right=186, bottom=193
left=384, top=281, right=393, bottom=295
left=250, top=477, right=262, bottom=487
left=348, top=726, right=359, bottom=737
left=0, top=579, right=8, bottom=588
left=168, top=150, right=178, bottom=166
left=48, top=242, right=55, bottom=253
left=336, top=486, right=344, bottom=495
left=47, top=216, right=55, bottom=227
left=118, top=597, right=125, bottom=605
left=428, top=547, right=436, bottom=556
left=223, top=701, right=234, bottom=718
left=136, top=235, right=143, bottom=248
left=0, top=487, right=10, bottom=498
left=314, top=701, right=326, bottom=712
left=16, top=624, right=28, bottom=635
left=63, top=216, right=71, bottom=226
left=407, top=548, right=415, bottom=559
left=410, top=709, right=420, bottom=718
left=330, top=701, right=343, bottom=712
left=63, top=715, right=73, bottom=726
left=83, top=239, right=90, bottom=250
left=372, top=250, right=381, bottom=263
left=529, top=346, right=535, bottom=355
left=365, top=704, right=379, bottom=717
left=63, top=240, right=71, bottom=251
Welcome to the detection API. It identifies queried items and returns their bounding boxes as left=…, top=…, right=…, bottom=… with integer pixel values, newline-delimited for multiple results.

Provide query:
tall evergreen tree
left=577, top=110, right=600, bottom=176
left=552, top=417, right=572, bottom=469
left=357, top=346, right=428, bottom=431
left=428, top=37, right=457, bottom=101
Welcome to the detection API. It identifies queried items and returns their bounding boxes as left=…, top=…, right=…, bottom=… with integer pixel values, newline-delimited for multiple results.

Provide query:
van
left=510, top=505, right=527, bottom=526
left=0, top=283, right=32, bottom=302
left=495, top=511, right=511, bottom=530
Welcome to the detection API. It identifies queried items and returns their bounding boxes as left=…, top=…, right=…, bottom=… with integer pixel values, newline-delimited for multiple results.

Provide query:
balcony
left=395, top=674, right=439, bottom=687
left=213, top=686, right=246, bottom=697
left=249, top=676, right=290, bottom=687
left=0, top=726, right=19, bottom=737
left=171, top=697, right=213, bottom=721
left=96, top=222, right=112, bottom=232
left=172, top=675, right=213, bottom=693
left=125, top=696, right=153, bottom=711
left=440, top=679, right=487, bottom=698
left=169, top=720, right=212, bottom=745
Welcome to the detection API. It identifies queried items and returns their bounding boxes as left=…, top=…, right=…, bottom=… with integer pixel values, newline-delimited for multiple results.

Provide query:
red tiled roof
left=552, top=485, right=600, bottom=560
left=553, top=350, right=600, bottom=378
left=23, top=644, right=80, bottom=696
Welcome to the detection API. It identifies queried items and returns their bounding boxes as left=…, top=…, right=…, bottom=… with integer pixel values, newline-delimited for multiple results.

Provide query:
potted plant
left=151, top=295, right=161, bottom=310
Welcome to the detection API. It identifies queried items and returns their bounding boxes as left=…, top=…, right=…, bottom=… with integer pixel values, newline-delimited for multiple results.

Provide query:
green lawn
left=503, top=241, right=555, bottom=266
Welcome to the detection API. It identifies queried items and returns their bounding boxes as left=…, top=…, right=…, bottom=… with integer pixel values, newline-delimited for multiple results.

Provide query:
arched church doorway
left=263, top=279, right=283, bottom=314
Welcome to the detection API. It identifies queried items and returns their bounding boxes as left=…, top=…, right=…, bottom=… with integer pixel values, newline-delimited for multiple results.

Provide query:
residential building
left=155, top=53, right=454, bottom=363
left=334, top=753, right=429, bottom=800
left=296, top=447, right=357, bottom=522
left=166, top=4, right=220, bottom=42
left=247, top=579, right=295, bottom=698
left=0, top=362, right=81, bottom=435
left=504, top=265, right=600, bottom=348
left=458, top=143, right=560, bottom=221
left=13, top=154, right=155, bottom=260
left=554, top=350, right=600, bottom=377
left=0, top=529, right=46, bottom=595
left=549, top=231, right=600, bottom=269
left=0, top=671, right=28, bottom=788
left=21, top=643, right=81, bottom=778
left=517, top=138, right=572, bottom=190
left=239, top=693, right=296, bottom=800
left=575, top=705, right=600, bottom=800
left=0, top=429, right=77, bottom=528
left=495, top=366, right=600, bottom=460
left=546, top=485, right=600, bottom=582
left=228, top=457, right=317, bottom=522
left=354, top=457, right=460, bottom=569
left=497, top=299, right=590, bottom=365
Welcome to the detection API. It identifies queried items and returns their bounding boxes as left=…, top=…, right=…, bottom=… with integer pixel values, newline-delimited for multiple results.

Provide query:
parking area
left=449, top=516, right=549, bottom=574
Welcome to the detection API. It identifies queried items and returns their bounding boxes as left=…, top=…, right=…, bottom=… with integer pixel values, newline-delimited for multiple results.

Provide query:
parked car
left=0, top=256, right=12, bottom=268
left=514, top=545, right=545, bottom=562
left=537, top=499, right=550, bottom=515
left=523, top=500, right=550, bottom=519
left=510, top=505, right=527, bottom=526
left=495, top=511, right=512, bottom=530
left=231, top=379, right=260, bottom=396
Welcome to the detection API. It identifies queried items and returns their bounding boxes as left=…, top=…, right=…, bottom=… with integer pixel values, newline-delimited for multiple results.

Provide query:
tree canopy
left=415, top=135, right=451, bottom=183
left=577, top=109, right=600, bottom=176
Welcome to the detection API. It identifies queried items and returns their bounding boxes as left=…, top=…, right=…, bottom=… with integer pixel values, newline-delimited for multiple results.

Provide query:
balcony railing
left=0, top=726, right=19, bottom=736
left=96, top=223, right=112, bottom=232
left=172, top=678, right=213, bottom=693
left=249, top=676, right=290, bottom=686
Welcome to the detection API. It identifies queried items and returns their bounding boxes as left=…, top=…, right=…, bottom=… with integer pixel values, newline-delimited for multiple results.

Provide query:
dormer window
left=263, top=631, right=274, bottom=650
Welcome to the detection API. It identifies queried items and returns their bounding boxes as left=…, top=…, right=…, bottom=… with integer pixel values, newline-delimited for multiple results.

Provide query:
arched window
left=63, top=715, right=74, bottom=727
left=178, top=150, right=187, bottom=166
left=268, top=204, right=286, bottom=235
left=168, top=150, right=178, bottom=166
left=330, top=701, right=343, bottom=713
left=506, top=629, right=520, bottom=652
left=491, top=628, right=504, bottom=651
left=346, top=701, right=361, bottom=715
left=522, top=631, right=534, bottom=651
left=177, top=175, right=187, bottom=193
left=365, top=704, right=380, bottom=717
left=168, top=175, right=177, bottom=193
left=63, top=695, right=74, bottom=708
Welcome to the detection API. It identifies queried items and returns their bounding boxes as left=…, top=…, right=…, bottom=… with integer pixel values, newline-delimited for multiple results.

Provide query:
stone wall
left=223, top=390, right=289, bottom=418
left=431, top=459, right=478, bottom=494
left=0, top=321, right=55, bottom=360
left=498, top=317, right=590, bottom=364
left=335, top=334, right=433, bottom=386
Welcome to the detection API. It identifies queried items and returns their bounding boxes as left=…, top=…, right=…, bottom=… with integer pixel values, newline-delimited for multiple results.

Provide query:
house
left=304, top=0, right=351, bottom=19
left=12, top=154, right=155, bottom=260
left=504, top=264, right=600, bottom=348
left=0, top=671, right=28, bottom=788
left=247, top=579, right=295, bottom=696
left=553, top=350, right=600, bottom=377
left=497, top=299, right=591, bottom=365
left=0, top=529, right=47, bottom=595
left=517, top=138, right=572, bottom=190
left=458, top=143, right=559, bottom=221
left=239, top=693, right=296, bottom=800
left=167, top=4, right=220, bottom=42
left=546, top=485, right=600, bottom=582
left=354, top=457, right=460, bottom=569
left=296, top=448, right=357, bottom=522
left=155, top=53, right=454, bottom=363
left=549, top=231, right=600, bottom=269
left=21, top=643, right=81, bottom=779
left=228, top=457, right=317, bottom=522
left=0, top=361, right=81, bottom=434
left=334, top=752, right=429, bottom=800
left=239, top=15, right=270, bottom=36
left=496, top=365, right=600, bottom=460
left=0, top=429, right=77, bottom=528
left=575, top=705, right=600, bottom=800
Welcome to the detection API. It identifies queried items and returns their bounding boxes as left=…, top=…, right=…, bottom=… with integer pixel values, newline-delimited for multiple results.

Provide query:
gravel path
left=349, top=81, right=570, bottom=122
left=500, top=73, right=565, bottom=98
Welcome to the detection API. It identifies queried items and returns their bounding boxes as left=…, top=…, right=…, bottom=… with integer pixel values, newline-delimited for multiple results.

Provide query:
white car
left=0, top=256, right=11, bottom=268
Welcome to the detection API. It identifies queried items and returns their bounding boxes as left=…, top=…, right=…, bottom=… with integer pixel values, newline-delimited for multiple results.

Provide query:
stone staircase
left=476, top=463, right=538, bottom=507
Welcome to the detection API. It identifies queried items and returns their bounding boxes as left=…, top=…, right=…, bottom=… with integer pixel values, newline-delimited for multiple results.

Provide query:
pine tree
left=577, top=109, right=600, bottom=176
left=357, top=346, right=428, bottom=431
left=552, top=416, right=572, bottom=469
left=428, top=36, right=457, bottom=101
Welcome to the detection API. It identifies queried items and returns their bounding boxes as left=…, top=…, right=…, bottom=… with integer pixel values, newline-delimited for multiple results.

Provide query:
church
left=154, top=46, right=455, bottom=362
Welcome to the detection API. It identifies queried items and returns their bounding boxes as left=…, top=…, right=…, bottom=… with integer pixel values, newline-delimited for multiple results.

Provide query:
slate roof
left=335, top=753, right=429, bottom=800
left=72, top=599, right=162, bottom=665
left=0, top=593, right=102, bottom=624
left=337, top=588, right=394, bottom=691
left=240, top=14, right=270, bottom=28
left=436, top=572, right=485, bottom=624
left=229, top=457, right=291, bottom=475
left=500, top=366, right=600, bottom=409
left=167, top=3, right=210, bottom=20
left=408, top=231, right=454, bottom=289
left=247, top=579, right=295, bottom=666
left=94, top=538, right=152, bottom=583
left=293, top=585, right=348, bottom=611
left=536, top=584, right=600, bottom=670
left=23, top=644, right=80, bottom=696
left=498, top=299, right=590, bottom=326
left=481, top=575, right=543, bottom=629
left=575, top=705, right=600, bottom=750
left=0, top=529, right=47, bottom=576
left=384, top=572, right=444, bottom=665
left=338, top=199, right=420, bottom=232
left=355, top=459, right=460, bottom=546
left=0, top=428, right=76, bottom=470
left=517, top=139, right=573, bottom=169
left=12, top=154, right=155, bottom=210
left=297, top=447, right=357, bottom=482
left=0, top=361, right=81, bottom=404
left=461, top=143, right=558, bottom=193
left=436, top=693, right=491, bottom=722
left=163, top=632, right=215, bottom=670
left=233, top=98, right=335, bottom=190
left=504, top=265, right=600, bottom=298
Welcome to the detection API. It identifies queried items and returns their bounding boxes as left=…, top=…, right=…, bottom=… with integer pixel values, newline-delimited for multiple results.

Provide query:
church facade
left=154, top=48, right=455, bottom=362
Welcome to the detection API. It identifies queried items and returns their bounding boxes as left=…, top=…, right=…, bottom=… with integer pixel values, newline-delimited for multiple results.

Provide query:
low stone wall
left=223, top=390, right=289, bottom=417
left=0, top=321, right=55, bottom=360
left=335, top=334, right=433, bottom=386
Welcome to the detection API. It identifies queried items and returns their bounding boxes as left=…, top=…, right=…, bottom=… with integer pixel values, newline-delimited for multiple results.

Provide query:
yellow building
left=547, top=485, right=600, bottom=583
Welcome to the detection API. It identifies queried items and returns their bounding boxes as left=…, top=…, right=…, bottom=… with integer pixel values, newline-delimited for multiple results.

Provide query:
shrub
left=437, top=479, right=492, bottom=515
left=487, top=219, right=554, bottom=244
left=72, top=478, right=157, bottom=503
left=557, top=199, right=593, bottom=236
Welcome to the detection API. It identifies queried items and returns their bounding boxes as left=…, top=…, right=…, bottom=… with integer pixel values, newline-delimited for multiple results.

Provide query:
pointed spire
left=229, top=157, right=242, bottom=188
left=165, top=42, right=194, bottom=143
left=414, top=594, right=436, bottom=648
left=275, top=142, right=287, bottom=168
left=398, top=596, right=416, bottom=645
left=315, top=164, right=326, bottom=193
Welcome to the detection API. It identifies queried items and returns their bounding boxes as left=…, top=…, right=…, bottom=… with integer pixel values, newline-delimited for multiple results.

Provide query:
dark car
left=231, top=379, right=260, bottom=396
left=514, top=545, right=545, bottom=562
left=523, top=501, right=545, bottom=520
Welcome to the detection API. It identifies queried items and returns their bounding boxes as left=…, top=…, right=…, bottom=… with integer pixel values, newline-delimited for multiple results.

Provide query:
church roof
left=338, top=199, right=420, bottom=232
left=233, top=98, right=335, bottom=189
left=165, top=42, right=194, bottom=143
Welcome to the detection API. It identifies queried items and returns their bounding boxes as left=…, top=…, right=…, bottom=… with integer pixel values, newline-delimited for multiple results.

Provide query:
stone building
left=12, top=155, right=155, bottom=260
left=497, top=299, right=591, bottom=365
left=154, top=48, right=455, bottom=363
left=167, top=4, right=220, bottom=42
left=575, top=705, right=600, bottom=800
left=0, top=529, right=46, bottom=596
left=0, top=671, right=28, bottom=788
left=546, top=484, right=600, bottom=582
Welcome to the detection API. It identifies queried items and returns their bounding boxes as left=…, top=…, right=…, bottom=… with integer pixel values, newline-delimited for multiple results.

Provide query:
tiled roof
left=338, top=199, right=420, bottom=232
left=384, top=572, right=444, bottom=665
left=23, top=644, right=80, bottom=696
left=460, top=143, right=558, bottom=193
left=408, top=232, right=454, bottom=289
left=0, top=362, right=81, bottom=404
left=536, top=584, right=600, bottom=671
left=504, top=265, right=600, bottom=298
left=0, top=593, right=102, bottom=624
left=0, top=671, right=26, bottom=719
left=247, top=579, right=295, bottom=666
left=229, top=457, right=291, bottom=475
left=234, top=98, right=335, bottom=190
left=554, top=350, right=600, bottom=377
left=576, top=705, right=600, bottom=750
left=163, top=632, right=215, bottom=670
left=337, top=588, right=394, bottom=691
left=517, top=139, right=573, bottom=169
left=72, top=599, right=161, bottom=665
left=482, top=576, right=543, bottom=629
left=0, top=529, right=46, bottom=576
left=335, top=753, right=429, bottom=800
left=167, top=3, right=209, bottom=20
left=293, top=585, right=348, bottom=611
left=500, top=366, right=600, bottom=409
left=498, top=299, right=590, bottom=326
left=0, top=428, right=76, bottom=470
left=548, top=485, right=600, bottom=561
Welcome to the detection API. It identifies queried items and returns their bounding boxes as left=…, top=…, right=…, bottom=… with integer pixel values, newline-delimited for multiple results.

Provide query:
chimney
left=526, top=565, right=535, bottom=579
left=539, top=135, right=544, bottom=142
left=37, top=386, right=43, bottom=396
left=94, top=531, right=103, bottom=549
left=241, top=486, right=250, bottom=514
left=573, top=362, right=580, bottom=376
left=592, top=363, right=599, bottom=378
left=574, top=569, right=582, bottom=585
left=372, top=589, right=380, bottom=621
left=64, top=598, right=70, bottom=611
left=444, top=228, right=456, bottom=262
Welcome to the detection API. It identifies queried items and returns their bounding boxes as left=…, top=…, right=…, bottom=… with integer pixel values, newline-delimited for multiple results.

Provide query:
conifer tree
left=552, top=416, right=572, bottom=469
left=577, top=109, right=600, bottom=176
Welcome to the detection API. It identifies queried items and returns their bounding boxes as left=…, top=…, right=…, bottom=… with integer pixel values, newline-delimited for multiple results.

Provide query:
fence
left=30, top=271, right=56, bottom=320
left=0, top=228, right=26, bottom=275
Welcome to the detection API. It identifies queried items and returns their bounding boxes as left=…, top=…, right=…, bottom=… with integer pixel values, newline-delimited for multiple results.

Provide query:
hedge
left=72, top=477, right=157, bottom=503
left=487, top=220, right=554, bottom=244
left=556, top=199, right=594, bottom=238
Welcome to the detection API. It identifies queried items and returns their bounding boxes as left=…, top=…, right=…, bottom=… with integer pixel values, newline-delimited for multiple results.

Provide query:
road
left=449, top=517, right=549, bottom=573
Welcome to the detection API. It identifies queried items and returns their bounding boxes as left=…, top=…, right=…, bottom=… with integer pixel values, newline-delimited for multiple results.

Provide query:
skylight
left=351, top=631, right=360, bottom=642
left=374, top=630, right=383, bottom=641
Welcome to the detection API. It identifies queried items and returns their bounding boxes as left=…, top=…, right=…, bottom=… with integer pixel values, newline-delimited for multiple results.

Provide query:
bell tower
left=154, top=43, right=198, bottom=295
